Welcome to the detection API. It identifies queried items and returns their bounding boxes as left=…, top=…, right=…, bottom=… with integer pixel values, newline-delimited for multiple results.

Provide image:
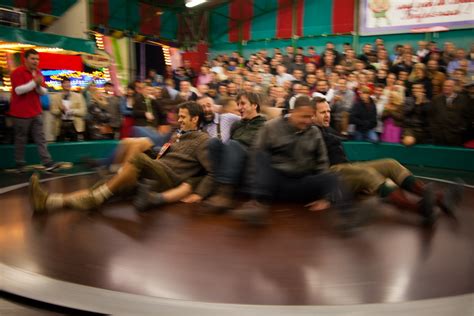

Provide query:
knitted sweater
left=158, top=130, right=214, bottom=197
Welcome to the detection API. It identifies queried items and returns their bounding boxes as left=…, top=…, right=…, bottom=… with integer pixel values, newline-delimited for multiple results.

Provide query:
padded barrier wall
left=0, top=141, right=119, bottom=169
left=0, top=141, right=473, bottom=171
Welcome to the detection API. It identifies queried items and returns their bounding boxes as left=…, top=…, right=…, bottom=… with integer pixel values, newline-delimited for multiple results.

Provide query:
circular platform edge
left=1, top=263, right=473, bottom=316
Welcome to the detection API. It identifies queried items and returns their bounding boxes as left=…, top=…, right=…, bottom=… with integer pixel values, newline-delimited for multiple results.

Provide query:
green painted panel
left=251, top=0, right=278, bottom=40
left=52, top=0, right=77, bottom=17
left=108, top=0, right=139, bottom=32
left=342, top=142, right=474, bottom=172
left=210, top=4, right=229, bottom=44
left=0, top=141, right=119, bottom=169
left=0, top=25, right=96, bottom=53
left=159, top=11, right=178, bottom=40
left=303, top=0, right=332, bottom=36
left=209, top=42, right=239, bottom=59
left=1, top=141, right=472, bottom=172
left=435, top=29, right=474, bottom=51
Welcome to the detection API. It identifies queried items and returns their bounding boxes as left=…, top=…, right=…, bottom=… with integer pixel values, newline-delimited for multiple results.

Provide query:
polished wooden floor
left=0, top=173, right=473, bottom=307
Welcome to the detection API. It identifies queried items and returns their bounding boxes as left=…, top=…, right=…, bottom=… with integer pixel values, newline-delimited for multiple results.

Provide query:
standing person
left=182, top=60, right=197, bottom=85
left=380, top=90, right=404, bottom=143
left=147, top=69, right=163, bottom=87
left=119, top=82, right=138, bottom=139
left=330, top=78, right=355, bottom=135
left=104, top=82, right=122, bottom=139
left=350, top=87, right=378, bottom=142
left=9, top=49, right=58, bottom=171
left=402, top=84, right=431, bottom=146
left=50, top=78, right=87, bottom=142
left=87, top=86, right=113, bottom=140
left=430, top=79, right=472, bottom=146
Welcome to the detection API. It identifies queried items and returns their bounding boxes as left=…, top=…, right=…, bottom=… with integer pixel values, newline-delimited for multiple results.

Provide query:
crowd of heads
left=1, top=40, right=473, bottom=145
left=153, top=39, right=473, bottom=146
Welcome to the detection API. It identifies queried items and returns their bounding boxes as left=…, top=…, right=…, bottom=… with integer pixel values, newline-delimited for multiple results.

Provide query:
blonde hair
left=389, top=89, right=403, bottom=106
left=409, top=63, right=427, bottom=82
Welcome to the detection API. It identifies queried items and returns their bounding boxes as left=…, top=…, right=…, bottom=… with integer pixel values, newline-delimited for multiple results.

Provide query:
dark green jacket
left=230, top=115, right=266, bottom=147
left=255, top=117, right=329, bottom=177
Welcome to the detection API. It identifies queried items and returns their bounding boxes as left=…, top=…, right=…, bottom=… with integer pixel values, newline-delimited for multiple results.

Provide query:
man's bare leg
left=113, top=138, right=154, bottom=165
left=30, top=156, right=142, bottom=213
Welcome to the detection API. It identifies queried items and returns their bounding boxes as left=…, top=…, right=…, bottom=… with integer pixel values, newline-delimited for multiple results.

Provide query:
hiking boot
left=202, top=184, right=235, bottom=213
left=29, top=173, right=48, bottom=213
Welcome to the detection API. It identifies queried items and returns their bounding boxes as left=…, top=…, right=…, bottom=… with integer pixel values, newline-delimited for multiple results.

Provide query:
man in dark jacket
left=30, top=102, right=214, bottom=213
left=350, top=87, right=378, bottom=142
left=402, top=83, right=431, bottom=146
left=232, top=96, right=359, bottom=227
left=430, top=79, right=472, bottom=146
left=203, top=92, right=266, bottom=211
left=314, top=97, right=461, bottom=224
left=104, top=82, right=122, bottom=139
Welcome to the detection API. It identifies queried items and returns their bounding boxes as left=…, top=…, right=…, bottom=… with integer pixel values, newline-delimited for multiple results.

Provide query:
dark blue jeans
left=208, top=138, right=249, bottom=185
left=253, top=151, right=353, bottom=208
left=132, top=126, right=171, bottom=148
left=353, top=130, right=379, bottom=143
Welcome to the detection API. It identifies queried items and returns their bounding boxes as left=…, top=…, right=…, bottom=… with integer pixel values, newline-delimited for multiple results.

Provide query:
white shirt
left=203, top=113, right=241, bottom=143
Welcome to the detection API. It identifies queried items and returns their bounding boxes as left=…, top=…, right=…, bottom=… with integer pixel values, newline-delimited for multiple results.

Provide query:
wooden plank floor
left=0, top=174, right=473, bottom=308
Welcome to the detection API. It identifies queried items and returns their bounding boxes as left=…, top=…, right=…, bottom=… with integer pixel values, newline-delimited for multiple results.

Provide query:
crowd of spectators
left=0, top=39, right=473, bottom=147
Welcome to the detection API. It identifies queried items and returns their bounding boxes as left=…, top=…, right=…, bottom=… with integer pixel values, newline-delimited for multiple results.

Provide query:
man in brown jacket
left=30, top=101, right=214, bottom=213
left=426, top=60, right=446, bottom=97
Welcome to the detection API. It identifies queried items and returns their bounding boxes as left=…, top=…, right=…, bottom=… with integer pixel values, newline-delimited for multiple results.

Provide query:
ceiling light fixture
left=185, top=0, right=207, bottom=8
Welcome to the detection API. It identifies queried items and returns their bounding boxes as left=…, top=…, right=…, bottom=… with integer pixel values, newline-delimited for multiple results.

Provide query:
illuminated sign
left=42, top=69, right=107, bottom=91
left=81, top=51, right=112, bottom=69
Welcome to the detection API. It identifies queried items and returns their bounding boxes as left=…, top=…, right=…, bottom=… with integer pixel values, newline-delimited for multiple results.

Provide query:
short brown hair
left=237, top=91, right=261, bottom=112
left=24, top=49, right=39, bottom=59
left=178, top=101, right=204, bottom=126
left=294, top=96, right=313, bottom=109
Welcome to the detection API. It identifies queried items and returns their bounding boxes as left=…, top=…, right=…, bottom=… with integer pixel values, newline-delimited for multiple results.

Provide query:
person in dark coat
left=402, top=83, right=431, bottom=146
left=350, top=87, right=378, bottom=142
left=430, top=79, right=472, bottom=146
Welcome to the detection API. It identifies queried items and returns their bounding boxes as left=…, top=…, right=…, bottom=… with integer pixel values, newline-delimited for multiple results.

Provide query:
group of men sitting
left=29, top=92, right=463, bottom=231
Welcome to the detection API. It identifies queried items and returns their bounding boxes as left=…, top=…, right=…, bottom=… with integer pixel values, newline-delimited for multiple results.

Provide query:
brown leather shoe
left=29, top=173, right=48, bottom=213
left=231, top=200, right=270, bottom=226
left=202, top=184, right=235, bottom=213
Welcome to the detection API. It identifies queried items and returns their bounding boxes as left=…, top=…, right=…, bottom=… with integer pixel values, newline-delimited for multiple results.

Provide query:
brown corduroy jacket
left=158, top=130, right=214, bottom=198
